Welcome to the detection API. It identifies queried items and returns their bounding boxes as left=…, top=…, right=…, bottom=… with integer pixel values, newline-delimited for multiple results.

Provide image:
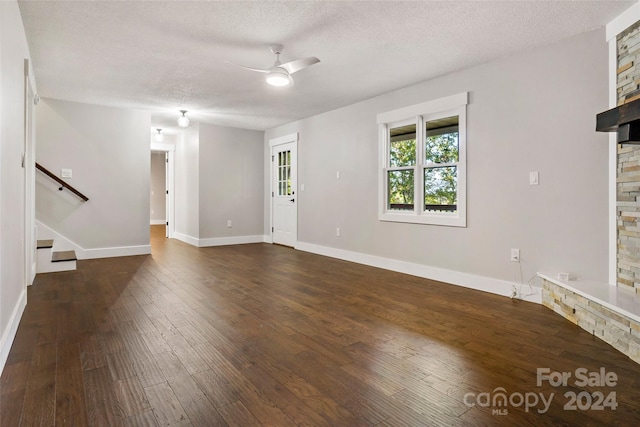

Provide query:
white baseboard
left=36, top=220, right=83, bottom=253
left=198, top=235, right=265, bottom=247
left=174, top=232, right=265, bottom=248
left=82, top=245, right=151, bottom=259
left=173, top=232, right=199, bottom=247
left=150, top=220, right=166, bottom=225
left=0, top=289, right=26, bottom=376
left=295, top=241, right=542, bottom=304
left=36, top=220, right=151, bottom=260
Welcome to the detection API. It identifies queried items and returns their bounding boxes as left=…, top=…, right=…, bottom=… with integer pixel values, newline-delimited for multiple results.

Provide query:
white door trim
left=269, top=133, right=298, bottom=245
left=24, top=59, right=37, bottom=286
left=151, top=142, right=175, bottom=239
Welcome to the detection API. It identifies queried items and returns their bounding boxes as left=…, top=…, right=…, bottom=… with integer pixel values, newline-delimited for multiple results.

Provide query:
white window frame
left=377, top=92, right=468, bottom=227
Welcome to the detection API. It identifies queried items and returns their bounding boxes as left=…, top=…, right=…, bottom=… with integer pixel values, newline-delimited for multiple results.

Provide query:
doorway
left=150, top=151, right=167, bottom=229
left=270, top=133, right=298, bottom=247
left=150, top=142, right=175, bottom=239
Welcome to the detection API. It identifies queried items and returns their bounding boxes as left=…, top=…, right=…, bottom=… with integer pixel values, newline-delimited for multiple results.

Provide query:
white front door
left=271, top=138, right=297, bottom=247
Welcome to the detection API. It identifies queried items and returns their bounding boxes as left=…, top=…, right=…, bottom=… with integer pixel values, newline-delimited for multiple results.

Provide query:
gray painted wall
left=199, top=123, right=264, bottom=239
left=36, top=98, right=151, bottom=249
left=150, top=152, right=166, bottom=223
left=265, top=28, right=609, bottom=286
left=175, top=124, right=200, bottom=239
left=174, top=122, right=264, bottom=241
left=0, top=0, right=31, bottom=368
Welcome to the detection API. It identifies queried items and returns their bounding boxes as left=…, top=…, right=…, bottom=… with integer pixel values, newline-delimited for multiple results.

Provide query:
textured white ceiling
left=18, top=0, right=633, bottom=132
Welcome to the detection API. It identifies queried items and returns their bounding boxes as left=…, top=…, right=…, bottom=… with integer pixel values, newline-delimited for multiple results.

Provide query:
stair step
left=37, top=239, right=54, bottom=249
left=52, top=250, right=77, bottom=263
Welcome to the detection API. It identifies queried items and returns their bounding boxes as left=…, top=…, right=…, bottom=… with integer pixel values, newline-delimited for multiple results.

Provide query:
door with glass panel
left=272, top=141, right=297, bottom=246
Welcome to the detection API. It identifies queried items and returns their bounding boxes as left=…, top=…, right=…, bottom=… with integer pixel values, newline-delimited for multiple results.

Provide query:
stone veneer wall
left=617, top=21, right=640, bottom=290
left=542, top=279, right=640, bottom=364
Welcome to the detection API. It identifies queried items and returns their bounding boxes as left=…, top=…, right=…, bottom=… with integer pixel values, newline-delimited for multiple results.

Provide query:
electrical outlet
left=510, top=248, right=520, bottom=262
left=227, top=220, right=232, bottom=228
left=336, top=227, right=341, bottom=237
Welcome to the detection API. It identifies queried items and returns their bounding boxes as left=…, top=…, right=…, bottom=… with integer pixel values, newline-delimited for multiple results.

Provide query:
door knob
left=290, top=198, right=295, bottom=202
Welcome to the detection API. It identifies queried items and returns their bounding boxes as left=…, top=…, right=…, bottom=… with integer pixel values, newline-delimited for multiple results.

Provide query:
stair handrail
left=35, top=163, right=89, bottom=202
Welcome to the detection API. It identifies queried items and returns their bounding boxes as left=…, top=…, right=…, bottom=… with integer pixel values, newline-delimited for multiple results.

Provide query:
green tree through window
left=388, top=137, right=416, bottom=208
left=424, top=129, right=458, bottom=209
left=387, top=123, right=416, bottom=210
left=390, top=138, right=416, bottom=167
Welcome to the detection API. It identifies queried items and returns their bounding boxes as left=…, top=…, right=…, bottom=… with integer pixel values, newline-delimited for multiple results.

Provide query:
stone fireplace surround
left=541, top=274, right=640, bottom=364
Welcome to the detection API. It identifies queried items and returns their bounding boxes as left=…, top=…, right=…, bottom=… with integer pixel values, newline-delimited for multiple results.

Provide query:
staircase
left=33, top=163, right=87, bottom=275
left=36, top=239, right=77, bottom=273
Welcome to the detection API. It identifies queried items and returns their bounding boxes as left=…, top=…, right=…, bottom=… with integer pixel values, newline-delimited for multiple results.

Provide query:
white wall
left=36, top=98, right=151, bottom=250
left=174, top=122, right=264, bottom=245
left=199, top=123, right=263, bottom=239
left=265, top=28, right=609, bottom=291
left=175, top=123, right=200, bottom=240
left=150, top=151, right=166, bottom=223
left=0, top=0, right=31, bottom=373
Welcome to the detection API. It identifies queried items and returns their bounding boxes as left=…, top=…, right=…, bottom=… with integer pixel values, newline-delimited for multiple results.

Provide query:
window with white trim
left=377, top=92, right=468, bottom=227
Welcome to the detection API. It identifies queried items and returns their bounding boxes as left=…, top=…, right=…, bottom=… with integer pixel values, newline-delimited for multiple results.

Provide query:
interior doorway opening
left=150, top=142, right=175, bottom=240
left=150, top=151, right=167, bottom=228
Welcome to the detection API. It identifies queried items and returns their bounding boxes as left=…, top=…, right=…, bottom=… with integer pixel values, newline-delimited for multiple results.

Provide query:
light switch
left=61, top=168, right=72, bottom=179
left=529, top=171, right=539, bottom=186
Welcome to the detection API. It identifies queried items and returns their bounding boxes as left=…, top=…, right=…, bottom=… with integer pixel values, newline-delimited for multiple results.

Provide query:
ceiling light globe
left=155, top=129, right=164, bottom=142
left=177, top=116, right=189, bottom=127
left=266, top=69, right=291, bottom=87
left=177, top=110, right=190, bottom=128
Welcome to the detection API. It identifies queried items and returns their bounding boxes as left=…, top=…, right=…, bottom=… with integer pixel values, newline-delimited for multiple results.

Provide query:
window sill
left=379, top=211, right=466, bottom=227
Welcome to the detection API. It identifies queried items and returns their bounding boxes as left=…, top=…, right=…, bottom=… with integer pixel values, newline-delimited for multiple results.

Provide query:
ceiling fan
left=226, top=44, right=320, bottom=87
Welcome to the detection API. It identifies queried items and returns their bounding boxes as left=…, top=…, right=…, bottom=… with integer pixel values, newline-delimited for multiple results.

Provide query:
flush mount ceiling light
left=155, top=128, right=164, bottom=142
left=265, top=68, right=292, bottom=87
left=226, top=44, right=320, bottom=88
left=177, top=110, right=190, bottom=128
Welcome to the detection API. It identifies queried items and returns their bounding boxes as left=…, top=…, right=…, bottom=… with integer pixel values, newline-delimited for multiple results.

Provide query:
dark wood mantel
left=597, top=98, right=640, bottom=144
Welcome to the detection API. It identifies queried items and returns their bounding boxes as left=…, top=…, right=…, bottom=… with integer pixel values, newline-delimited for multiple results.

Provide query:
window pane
left=389, top=124, right=416, bottom=167
left=387, top=170, right=414, bottom=210
left=425, top=116, right=458, bottom=164
left=424, top=166, right=457, bottom=212
left=277, top=149, right=292, bottom=196
left=286, top=166, right=291, bottom=195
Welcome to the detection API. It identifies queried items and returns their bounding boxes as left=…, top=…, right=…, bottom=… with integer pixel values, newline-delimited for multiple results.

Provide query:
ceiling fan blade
left=225, top=60, right=269, bottom=74
left=279, top=57, right=320, bottom=75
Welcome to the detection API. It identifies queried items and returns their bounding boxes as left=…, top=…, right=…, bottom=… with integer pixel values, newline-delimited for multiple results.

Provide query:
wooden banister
left=35, top=163, right=89, bottom=202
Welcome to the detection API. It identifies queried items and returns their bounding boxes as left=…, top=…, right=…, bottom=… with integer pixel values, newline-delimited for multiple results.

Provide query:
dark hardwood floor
left=2, top=225, right=640, bottom=426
